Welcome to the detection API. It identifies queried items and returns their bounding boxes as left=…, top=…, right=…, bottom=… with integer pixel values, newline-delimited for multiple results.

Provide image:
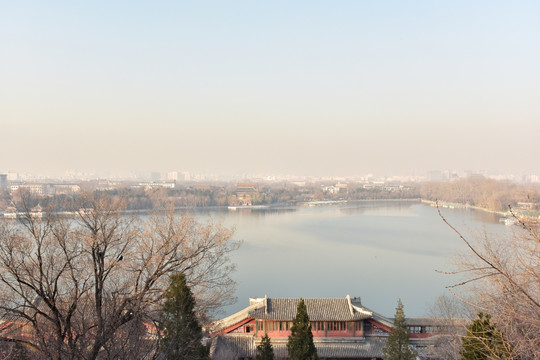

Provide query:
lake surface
left=192, top=201, right=510, bottom=318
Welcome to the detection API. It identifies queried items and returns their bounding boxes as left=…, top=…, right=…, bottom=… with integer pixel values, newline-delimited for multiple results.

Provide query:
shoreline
left=0, top=198, right=518, bottom=220
left=420, top=199, right=509, bottom=216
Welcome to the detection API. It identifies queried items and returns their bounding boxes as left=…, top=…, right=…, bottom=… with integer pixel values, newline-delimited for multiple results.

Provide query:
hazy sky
left=2, top=1, right=539, bottom=177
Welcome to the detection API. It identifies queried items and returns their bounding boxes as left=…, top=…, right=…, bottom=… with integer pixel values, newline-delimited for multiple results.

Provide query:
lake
left=191, top=201, right=510, bottom=318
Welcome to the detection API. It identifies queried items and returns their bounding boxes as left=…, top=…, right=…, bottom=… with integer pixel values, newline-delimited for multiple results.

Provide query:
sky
left=1, top=1, right=540, bottom=178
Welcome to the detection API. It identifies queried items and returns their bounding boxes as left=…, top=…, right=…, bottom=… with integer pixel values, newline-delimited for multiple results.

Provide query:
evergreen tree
left=461, top=312, right=511, bottom=360
left=160, top=272, right=209, bottom=360
left=286, top=298, right=319, bottom=360
left=382, top=299, right=417, bottom=360
left=256, top=333, right=275, bottom=360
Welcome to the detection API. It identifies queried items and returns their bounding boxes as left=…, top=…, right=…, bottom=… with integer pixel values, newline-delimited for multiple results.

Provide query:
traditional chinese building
left=234, top=183, right=260, bottom=206
left=209, top=295, right=452, bottom=360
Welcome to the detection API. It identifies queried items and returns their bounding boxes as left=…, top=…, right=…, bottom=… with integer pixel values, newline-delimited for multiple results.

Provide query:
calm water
left=192, top=201, right=509, bottom=318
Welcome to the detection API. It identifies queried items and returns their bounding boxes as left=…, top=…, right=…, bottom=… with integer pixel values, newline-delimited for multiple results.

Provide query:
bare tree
left=438, top=203, right=540, bottom=360
left=0, top=193, right=239, bottom=359
left=426, top=294, right=474, bottom=360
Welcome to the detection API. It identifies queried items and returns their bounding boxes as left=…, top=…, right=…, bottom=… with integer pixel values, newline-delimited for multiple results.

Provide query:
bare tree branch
left=0, top=193, right=239, bottom=359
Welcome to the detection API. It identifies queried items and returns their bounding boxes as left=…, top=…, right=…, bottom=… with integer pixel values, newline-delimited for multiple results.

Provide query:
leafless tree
left=426, top=294, right=474, bottom=360
left=437, top=203, right=540, bottom=360
left=0, top=193, right=239, bottom=359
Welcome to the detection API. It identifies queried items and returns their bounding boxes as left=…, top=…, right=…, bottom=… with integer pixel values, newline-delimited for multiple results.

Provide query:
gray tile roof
left=210, top=335, right=256, bottom=359
left=210, top=335, right=388, bottom=359
left=250, top=297, right=372, bottom=321
left=316, top=337, right=386, bottom=358
left=211, top=301, right=264, bottom=334
left=405, top=318, right=469, bottom=327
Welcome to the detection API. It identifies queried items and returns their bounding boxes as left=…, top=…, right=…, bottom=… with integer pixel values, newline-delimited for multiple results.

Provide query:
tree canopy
left=286, top=298, right=318, bottom=360
left=382, top=299, right=417, bottom=360
left=256, top=333, right=275, bottom=360
left=160, top=272, right=209, bottom=360
left=461, top=312, right=511, bottom=360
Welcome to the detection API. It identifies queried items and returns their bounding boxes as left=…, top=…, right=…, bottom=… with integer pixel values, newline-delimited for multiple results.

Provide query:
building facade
left=210, top=295, right=451, bottom=360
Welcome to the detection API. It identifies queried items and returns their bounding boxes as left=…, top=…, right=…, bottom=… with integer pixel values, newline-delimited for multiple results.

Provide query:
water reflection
left=338, top=201, right=418, bottom=217
left=191, top=202, right=508, bottom=318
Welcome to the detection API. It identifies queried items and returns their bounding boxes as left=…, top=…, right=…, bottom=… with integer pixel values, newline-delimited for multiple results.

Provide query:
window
left=426, top=326, right=440, bottom=333
left=278, top=321, right=291, bottom=331
left=364, top=321, right=372, bottom=333
left=328, top=321, right=346, bottom=331
left=408, top=326, right=422, bottom=334
left=372, top=324, right=387, bottom=334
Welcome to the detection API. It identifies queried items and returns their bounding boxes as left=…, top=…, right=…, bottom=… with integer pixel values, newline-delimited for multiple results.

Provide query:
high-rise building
left=0, top=174, right=7, bottom=189
left=167, top=171, right=178, bottom=181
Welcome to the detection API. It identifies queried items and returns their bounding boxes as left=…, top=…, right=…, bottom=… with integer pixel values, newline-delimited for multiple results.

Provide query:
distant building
left=3, top=201, right=17, bottom=219
left=193, top=184, right=212, bottom=190
left=236, top=183, right=259, bottom=193
left=136, top=181, right=175, bottom=189
left=167, top=171, right=179, bottom=181
left=10, top=183, right=52, bottom=195
left=235, top=183, right=259, bottom=206
left=53, top=184, right=81, bottom=195
left=0, top=174, right=7, bottom=189
left=210, top=295, right=456, bottom=360
left=30, top=204, right=43, bottom=219
left=323, top=183, right=348, bottom=194
left=7, top=183, right=80, bottom=196
left=522, top=174, right=539, bottom=183
left=428, top=171, right=444, bottom=182
left=362, top=182, right=384, bottom=190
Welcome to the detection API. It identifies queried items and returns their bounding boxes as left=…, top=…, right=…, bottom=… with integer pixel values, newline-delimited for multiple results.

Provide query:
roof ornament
left=346, top=294, right=354, bottom=316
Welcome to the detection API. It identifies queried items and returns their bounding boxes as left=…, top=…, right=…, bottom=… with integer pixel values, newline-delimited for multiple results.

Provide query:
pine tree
left=286, top=298, right=319, bottom=360
left=256, top=333, right=275, bottom=360
left=382, top=299, right=417, bottom=360
left=461, top=312, right=511, bottom=360
left=160, top=272, right=209, bottom=360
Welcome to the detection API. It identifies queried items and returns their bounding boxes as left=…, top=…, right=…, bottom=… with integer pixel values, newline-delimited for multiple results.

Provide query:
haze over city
left=2, top=1, right=539, bottom=178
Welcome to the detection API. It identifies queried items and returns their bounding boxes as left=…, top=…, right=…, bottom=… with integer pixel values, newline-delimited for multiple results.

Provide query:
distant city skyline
left=1, top=167, right=538, bottom=184
left=2, top=1, right=539, bottom=177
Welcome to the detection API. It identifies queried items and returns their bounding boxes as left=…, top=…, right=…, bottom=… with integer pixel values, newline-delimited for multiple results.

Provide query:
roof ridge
left=345, top=294, right=354, bottom=316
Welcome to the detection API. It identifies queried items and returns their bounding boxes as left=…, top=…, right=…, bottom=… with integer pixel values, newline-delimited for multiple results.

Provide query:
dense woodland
left=419, top=178, right=540, bottom=212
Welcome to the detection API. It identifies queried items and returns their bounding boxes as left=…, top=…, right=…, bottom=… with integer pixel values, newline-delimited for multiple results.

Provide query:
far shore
left=0, top=198, right=520, bottom=220
left=420, top=199, right=509, bottom=216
